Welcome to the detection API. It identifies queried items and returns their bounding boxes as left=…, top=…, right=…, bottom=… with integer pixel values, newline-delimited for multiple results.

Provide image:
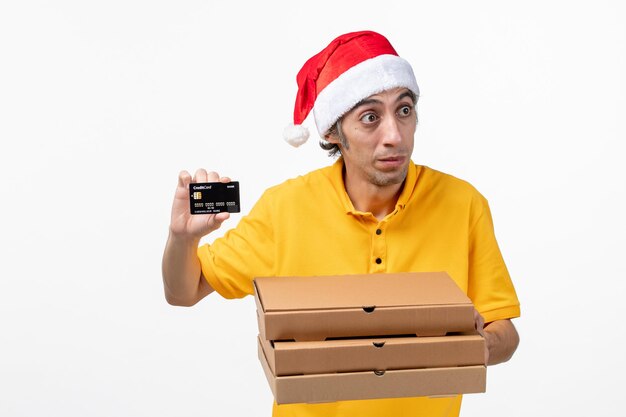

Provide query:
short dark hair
left=319, top=118, right=346, bottom=157
left=319, top=89, right=418, bottom=158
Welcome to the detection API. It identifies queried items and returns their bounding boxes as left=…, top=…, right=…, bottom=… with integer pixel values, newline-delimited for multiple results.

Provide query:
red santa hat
left=284, top=30, right=420, bottom=147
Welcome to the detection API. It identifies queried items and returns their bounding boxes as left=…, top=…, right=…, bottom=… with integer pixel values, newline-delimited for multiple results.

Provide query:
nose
left=380, top=116, right=402, bottom=146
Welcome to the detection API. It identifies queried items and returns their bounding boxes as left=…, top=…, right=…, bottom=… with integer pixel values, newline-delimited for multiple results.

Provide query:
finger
left=206, top=171, right=220, bottom=182
left=473, top=309, right=486, bottom=335
left=219, top=176, right=231, bottom=183
left=214, top=212, right=230, bottom=222
left=208, top=212, right=230, bottom=231
left=193, top=168, right=208, bottom=183
left=178, top=170, right=192, bottom=188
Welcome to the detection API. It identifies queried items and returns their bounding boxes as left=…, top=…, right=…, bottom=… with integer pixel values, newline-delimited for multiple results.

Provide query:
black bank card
left=189, top=181, right=240, bottom=214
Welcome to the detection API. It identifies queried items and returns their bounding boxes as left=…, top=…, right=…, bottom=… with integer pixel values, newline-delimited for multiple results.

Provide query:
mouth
left=376, top=155, right=407, bottom=169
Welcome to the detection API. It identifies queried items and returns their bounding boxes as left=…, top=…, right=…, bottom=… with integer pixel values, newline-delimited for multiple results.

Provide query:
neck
left=344, top=175, right=404, bottom=221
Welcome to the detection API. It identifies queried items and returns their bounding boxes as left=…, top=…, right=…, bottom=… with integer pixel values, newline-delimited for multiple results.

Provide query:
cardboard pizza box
left=259, top=333, right=485, bottom=376
left=258, top=338, right=486, bottom=404
left=254, top=272, right=476, bottom=341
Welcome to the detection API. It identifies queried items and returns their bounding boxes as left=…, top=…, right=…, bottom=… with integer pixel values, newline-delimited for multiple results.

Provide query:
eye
left=359, top=112, right=379, bottom=124
left=397, top=105, right=412, bottom=117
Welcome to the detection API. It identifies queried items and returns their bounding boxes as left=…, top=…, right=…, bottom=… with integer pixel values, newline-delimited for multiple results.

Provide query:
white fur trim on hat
left=312, top=54, right=419, bottom=136
left=283, top=123, right=310, bottom=147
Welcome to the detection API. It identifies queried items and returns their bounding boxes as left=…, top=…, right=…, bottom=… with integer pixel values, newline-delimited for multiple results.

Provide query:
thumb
left=207, top=212, right=231, bottom=231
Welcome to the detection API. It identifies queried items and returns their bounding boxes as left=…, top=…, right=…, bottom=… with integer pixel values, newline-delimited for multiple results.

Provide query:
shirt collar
left=396, top=160, right=418, bottom=209
left=330, top=158, right=420, bottom=215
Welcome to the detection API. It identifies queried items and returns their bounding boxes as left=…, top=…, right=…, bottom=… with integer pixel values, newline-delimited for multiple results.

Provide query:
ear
left=325, top=132, right=341, bottom=145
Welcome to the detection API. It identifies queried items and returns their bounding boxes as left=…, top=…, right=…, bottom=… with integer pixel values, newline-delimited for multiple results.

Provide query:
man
left=162, top=30, right=520, bottom=417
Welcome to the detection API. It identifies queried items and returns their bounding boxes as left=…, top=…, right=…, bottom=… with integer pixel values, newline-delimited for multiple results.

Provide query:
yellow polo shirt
left=198, top=158, right=520, bottom=417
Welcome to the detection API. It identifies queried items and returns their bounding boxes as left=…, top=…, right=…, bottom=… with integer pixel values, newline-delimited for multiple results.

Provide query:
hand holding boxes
left=254, top=272, right=487, bottom=404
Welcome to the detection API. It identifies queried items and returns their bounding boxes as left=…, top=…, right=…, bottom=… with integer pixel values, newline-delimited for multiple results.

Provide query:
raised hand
left=169, top=169, right=231, bottom=240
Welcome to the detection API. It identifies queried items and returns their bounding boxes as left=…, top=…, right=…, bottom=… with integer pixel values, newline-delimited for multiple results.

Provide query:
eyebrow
left=396, top=91, right=415, bottom=103
left=352, top=90, right=415, bottom=111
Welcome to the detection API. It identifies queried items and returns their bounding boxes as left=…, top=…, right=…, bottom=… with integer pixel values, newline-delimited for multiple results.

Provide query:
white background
left=1, top=1, right=625, bottom=416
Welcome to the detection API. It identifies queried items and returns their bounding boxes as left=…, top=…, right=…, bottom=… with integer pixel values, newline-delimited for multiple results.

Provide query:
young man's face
left=329, top=87, right=417, bottom=188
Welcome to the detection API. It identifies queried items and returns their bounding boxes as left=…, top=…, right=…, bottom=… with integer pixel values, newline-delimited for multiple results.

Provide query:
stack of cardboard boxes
left=254, top=271, right=486, bottom=404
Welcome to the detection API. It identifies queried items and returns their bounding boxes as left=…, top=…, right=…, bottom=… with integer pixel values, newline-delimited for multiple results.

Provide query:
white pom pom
left=283, top=124, right=310, bottom=147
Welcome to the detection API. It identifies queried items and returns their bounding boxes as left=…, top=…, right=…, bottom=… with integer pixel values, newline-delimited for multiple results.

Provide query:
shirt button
left=376, top=229, right=382, bottom=235
left=375, top=258, right=382, bottom=264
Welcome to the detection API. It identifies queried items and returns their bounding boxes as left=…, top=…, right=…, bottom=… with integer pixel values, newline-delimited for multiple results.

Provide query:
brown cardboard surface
left=258, top=339, right=486, bottom=404
left=255, top=272, right=475, bottom=340
left=255, top=272, right=470, bottom=310
left=259, top=333, right=485, bottom=376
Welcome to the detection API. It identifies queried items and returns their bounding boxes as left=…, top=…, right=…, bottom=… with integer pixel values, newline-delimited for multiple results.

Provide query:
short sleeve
left=467, top=195, right=520, bottom=323
left=197, top=191, right=276, bottom=299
